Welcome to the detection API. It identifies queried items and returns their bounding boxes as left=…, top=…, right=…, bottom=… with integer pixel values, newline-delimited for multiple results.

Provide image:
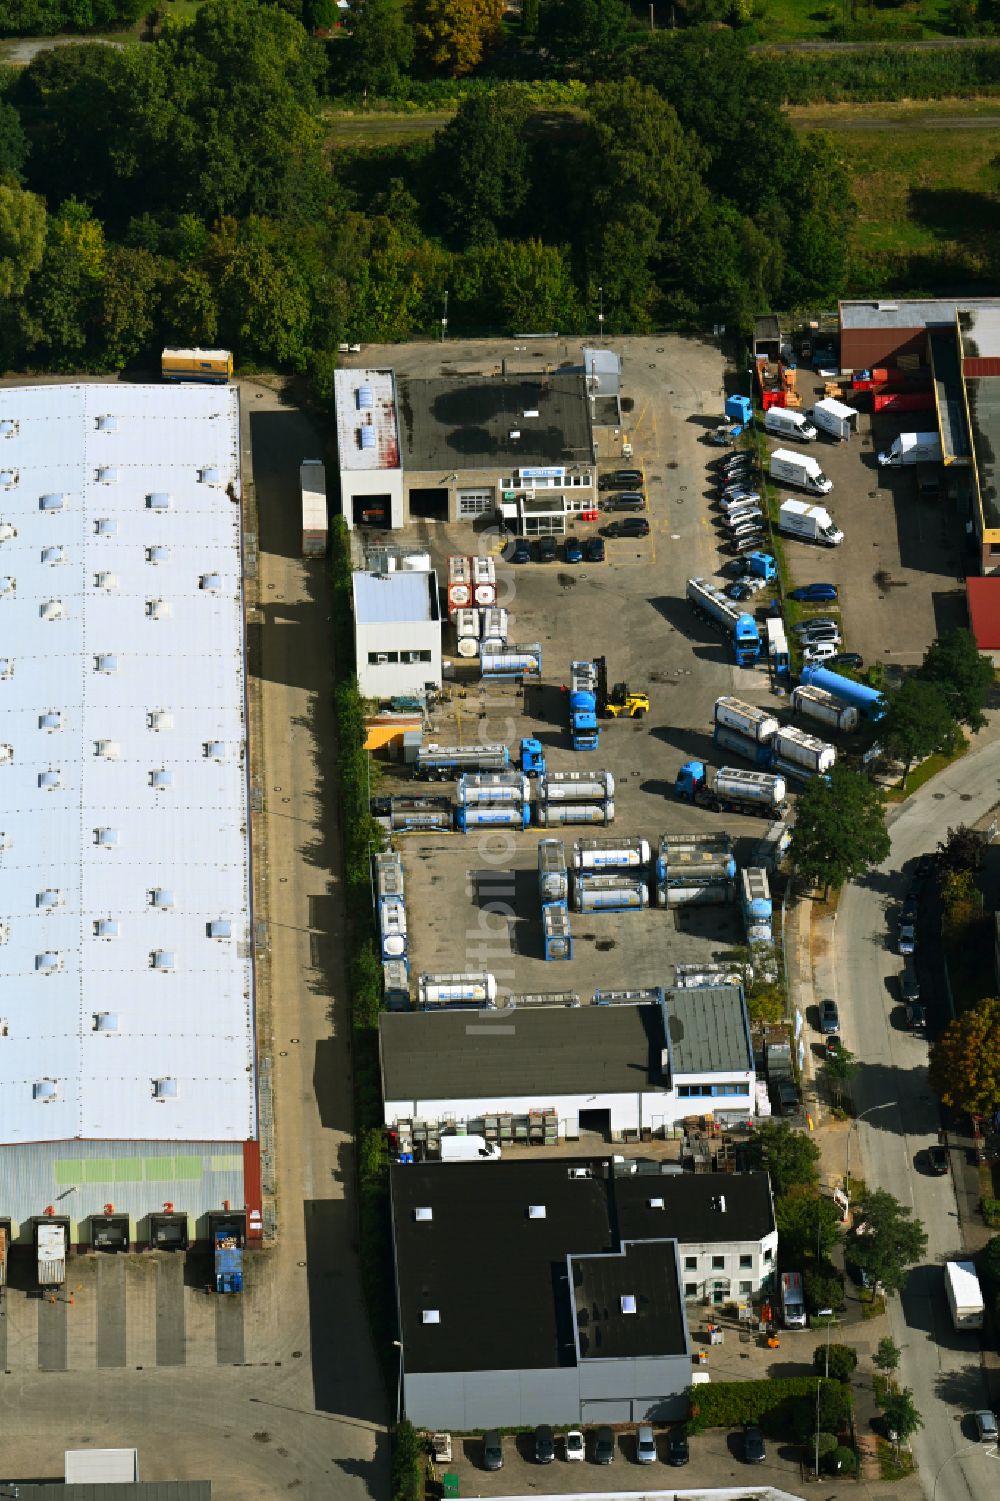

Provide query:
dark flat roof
left=396, top=374, right=593, bottom=472
left=572, top=1239, right=685, bottom=1361
left=614, top=1168, right=774, bottom=1244
left=966, top=376, right=1000, bottom=531
left=664, top=986, right=752, bottom=1075
left=381, top=1003, right=666, bottom=1101
left=15, top=1488, right=211, bottom=1500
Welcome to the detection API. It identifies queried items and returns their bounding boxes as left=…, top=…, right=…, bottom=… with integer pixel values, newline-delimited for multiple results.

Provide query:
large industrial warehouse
left=0, top=383, right=259, bottom=1251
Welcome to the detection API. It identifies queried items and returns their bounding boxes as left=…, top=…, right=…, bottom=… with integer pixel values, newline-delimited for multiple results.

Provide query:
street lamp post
left=392, top=1339, right=403, bottom=1424
left=598, top=284, right=604, bottom=341
left=845, top=1100, right=898, bottom=1206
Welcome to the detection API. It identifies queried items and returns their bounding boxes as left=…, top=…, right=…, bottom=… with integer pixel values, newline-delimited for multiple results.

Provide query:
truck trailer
left=674, top=761, right=788, bottom=817
left=415, top=743, right=510, bottom=779
left=686, top=578, right=761, bottom=666
left=800, top=665, right=885, bottom=721
left=944, top=1259, right=984, bottom=1331
left=300, top=459, right=328, bottom=557
left=568, top=661, right=600, bottom=751
left=714, top=696, right=779, bottom=744
left=161, top=347, right=232, bottom=384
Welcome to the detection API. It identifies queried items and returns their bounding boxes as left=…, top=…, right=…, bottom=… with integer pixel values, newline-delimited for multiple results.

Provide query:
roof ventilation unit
left=200, top=572, right=222, bottom=591
left=0, top=470, right=18, bottom=488
left=146, top=599, right=171, bottom=620
left=153, top=1077, right=178, bottom=1099
left=712, top=1194, right=727, bottom=1213
left=33, top=1079, right=61, bottom=1102
left=620, top=1294, right=637, bottom=1315
left=95, top=739, right=120, bottom=760
left=0, top=659, right=11, bottom=679
left=38, top=769, right=61, bottom=790
left=96, top=466, right=120, bottom=484
left=208, top=919, right=232, bottom=939
left=95, top=827, right=119, bottom=847
left=508, top=430, right=521, bottom=441
left=94, top=1012, right=119, bottom=1031
left=528, top=1205, right=547, bottom=1220
left=199, top=466, right=220, bottom=484
left=0, top=744, right=12, bottom=765
left=95, top=517, right=117, bottom=537
left=150, top=888, right=174, bottom=909
left=648, top=1197, right=665, bottom=1210
left=204, top=741, right=225, bottom=760
left=0, top=576, right=14, bottom=595
left=568, top=1167, right=591, bottom=1180
left=151, top=949, right=175, bottom=971
left=36, top=888, right=62, bottom=909
left=40, top=600, right=65, bottom=620
left=35, top=951, right=61, bottom=973
left=39, top=493, right=65, bottom=512
left=38, top=711, right=61, bottom=732
left=94, top=918, right=120, bottom=939
left=96, top=414, right=118, bottom=432
left=0, top=420, right=18, bottom=438
left=414, top=1207, right=433, bottom=1222
left=421, top=1309, right=441, bottom=1325
left=41, top=545, right=65, bottom=564
left=148, top=710, right=173, bottom=732
left=147, top=492, right=172, bottom=510
left=150, top=768, right=173, bottom=789
left=0, top=523, right=16, bottom=542
left=146, top=545, right=170, bottom=564
left=95, top=571, right=119, bottom=591
left=95, top=653, right=118, bottom=674
left=0, top=920, right=8, bottom=943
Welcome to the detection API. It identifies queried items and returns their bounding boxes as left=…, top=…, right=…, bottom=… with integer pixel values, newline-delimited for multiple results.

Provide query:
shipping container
left=300, top=459, right=328, bottom=557
left=456, top=772, right=531, bottom=806
left=772, top=726, right=837, bottom=774
left=543, top=905, right=573, bottom=960
left=714, top=696, right=779, bottom=744
left=571, top=837, right=650, bottom=870
left=417, top=972, right=498, bottom=1006
left=791, top=684, right=859, bottom=734
left=538, top=839, right=569, bottom=905
left=534, top=801, right=614, bottom=827
left=454, top=803, right=530, bottom=831
left=572, top=874, right=648, bottom=912
left=538, top=769, right=614, bottom=802
left=161, top=347, right=232, bottom=384
left=480, top=644, right=542, bottom=679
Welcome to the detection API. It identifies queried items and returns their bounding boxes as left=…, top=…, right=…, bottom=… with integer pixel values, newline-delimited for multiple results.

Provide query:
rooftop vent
left=150, top=768, right=173, bottom=790
left=96, top=414, right=118, bottom=433
left=0, top=659, right=11, bottom=679
left=95, top=827, right=119, bottom=847
left=148, top=710, right=173, bottom=732
left=0, top=420, right=17, bottom=438
left=620, top=1294, right=637, bottom=1315
left=146, top=545, right=170, bottom=565
left=151, top=888, right=174, bottom=909
left=0, top=576, right=14, bottom=595
left=94, top=1012, right=119, bottom=1031
left=94, top=918, right=120, bottom=939
left=0, top=920, right=8, bottom=943
left=199, top=466, right=220, bottom=484
left=153, top=1076, right=178, bottom=1099
left=0, top=744, right=12, bottom=765
left=33, top=1078, right=61, bottom=1102
left=95, top=571, right=119, bottom=591
left=523, top=409, right=540, bottom=418
left=0, top=470, right=18, bottom=488
left=568, top=1167, right=592, bottom=1180
left=0, top=523, right=16, bottom=542
left=528, top=1205, right=547, bottom=1220
left=147, top=492, right=172, bottom=510
left=876, top=301, right=898, bottom=312
left=508, top=430, right=521, bottom=441
left=39, top=493, right=64, bottom=512
left=712, top=1195, right=727, bottom=1214
left=421, top=1309, right=441, bottom=1325
left=95, top=739, right=120, bottom=760
left=414, top=1207, right=433, bottom=1222
left=41, top=545, right=65, bottom=564
left=40, top=600, right=65, bottom=621
left=648, top=1197, right=665, bottom=1210
left=151, top=949, right=175, bottom=971
left=38, top=769, right=61, bottom=790
left=200, top=572, right=222, bottom=591
left=36, top=951, right=61, bottom=973
left=95, top=517, right=117, bottom=537
left=208, top=919, right=232, bottom=939
left=36, top=888, right=62, bottom=909
left=146, top=599, right=171, bottom=620
left=204, top=741, right=225, bottom=760
left=95, top=653, right=118, bottom=674
left=96, top=466, right=119, bottom=484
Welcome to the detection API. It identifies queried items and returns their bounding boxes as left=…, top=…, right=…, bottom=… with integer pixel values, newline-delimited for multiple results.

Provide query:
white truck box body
left=778, top=499, right=844, bottom=547
left=764, top=407, right=817, bottom=442
left=811, top=398, right=858, bottom=442
left=878, top=432, right=942, bottom=468
left=300, top=459, right=328, bottom=557
left=944, top=1259, right=984, bottom=1330
left=770, top=448, right=833, bottom=495
left=37, top=1222, right=66, bottom=1286
left=440, top=1134, right=502, bottom=1162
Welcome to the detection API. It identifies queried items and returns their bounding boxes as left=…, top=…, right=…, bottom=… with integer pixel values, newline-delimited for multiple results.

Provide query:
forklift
left=595, top=656, right=649, bottom=719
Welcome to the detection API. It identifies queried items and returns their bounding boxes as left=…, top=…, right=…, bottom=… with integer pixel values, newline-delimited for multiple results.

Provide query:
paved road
left=837, top=736, right=1000, bottom=1501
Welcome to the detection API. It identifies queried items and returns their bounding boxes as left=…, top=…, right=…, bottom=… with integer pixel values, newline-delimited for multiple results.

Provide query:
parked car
left=537, top=534, right=557, bottom=563
left=635, top=1425, right=657, bottom=1464
left=602, top=517, right=650, bottom=539
left=926, top=1144, right=949, bottom=1175
left=720, top=482, right=760, bottom=501
left=901, top=894, right=918, bottom=924
left=584, top=535, right=605, bottom=563
left=726, top=582, right=754, bottom=601
left=718, top=452, right=754, bottom=472
left=901, top=958, right=920, bottom=1004
left=974, top=1411, right=998, bottom=1442
left=483, top=1431, right=503, bottom=1471
left=802, top=641, right=839, bottom=665
left=820, top=998, right=840, bottom=1035
left=719, top=490, right=761, bottom=511
left=742, top=1425, right=766, bottom=1464
left=792, top=617, right=839, bottom=636
left=789, top=582, right=839, bottom=602
left=565, top=1430, right=585, bottom=1462
left=603, top=491, right=646, bottom=512
left=732, top=532, right=767, bottom=554
left=599, top=468, right=643, bottom=491
left=510, top=536, right=531, bottom=564
left=898, top=921, right=916, bottom=956
left=564, top=535, right=583, bottom=564
left=797, top=623, right=841, bottom=643
left=535, top=1425, right=555, bottom=1464
left=830, top=652, right=864, bottom=670
left=666, top=1429, right=689, bottom=1466
left=723, top=557, right=749, bottom=578
left=905, top=1002, right=928, bottom=1032
left=594, top=1427, right=615, bottom=1465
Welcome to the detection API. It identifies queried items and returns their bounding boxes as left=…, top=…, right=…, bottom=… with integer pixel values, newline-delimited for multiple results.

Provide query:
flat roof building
left=0, top=383, right=258, bottom=1247
left=352, top=568, right=442, bottom=700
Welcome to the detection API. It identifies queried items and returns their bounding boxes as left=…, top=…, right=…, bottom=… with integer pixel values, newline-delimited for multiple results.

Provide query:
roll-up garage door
left=458, top=489, right=495, bottom=517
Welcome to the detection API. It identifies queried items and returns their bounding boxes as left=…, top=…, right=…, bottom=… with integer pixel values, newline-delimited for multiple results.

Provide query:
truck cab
left=780, top=1270, right=807, bottom=1327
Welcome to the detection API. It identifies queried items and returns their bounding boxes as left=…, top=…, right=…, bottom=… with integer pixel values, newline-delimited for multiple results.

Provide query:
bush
left=827, top=1445, right=859, bottom=1475
left=391, top=1421, right=423, bottom=1501
left=804, top=1264, right=846, bottom=1313
left=982, top=1197, right=1000, bottom=1228
left=762, top=43, right=1000, bottom=106
left=688, top=1377, right=842, bottom=1434
left=814, top=1343, right=858, bottom=1381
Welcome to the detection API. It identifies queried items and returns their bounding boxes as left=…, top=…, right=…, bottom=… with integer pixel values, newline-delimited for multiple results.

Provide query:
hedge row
left=688, top=1376, right=841, bottom=1433
left=391, top=1421, right=424, bottom=1501
left=762, top=43, right=1000, bottom=104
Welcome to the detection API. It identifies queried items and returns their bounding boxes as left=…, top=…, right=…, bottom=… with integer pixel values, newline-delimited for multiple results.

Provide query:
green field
left=758, top=0, right=955, bottom=42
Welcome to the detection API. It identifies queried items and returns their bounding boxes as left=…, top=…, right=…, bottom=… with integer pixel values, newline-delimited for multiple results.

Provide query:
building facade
left=352, top=569, right=442, bottom=700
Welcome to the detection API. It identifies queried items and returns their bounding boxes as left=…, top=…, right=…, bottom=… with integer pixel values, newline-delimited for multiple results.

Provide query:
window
left=684, top=1282, right=697, bottom=1297
left=991, top=544, right=1000, bottom=556
left=764, top=1247, right=773, bottom=1263
left=684, top=1255, right=697, bottom=1271
left=368, top=651, right=399, bottom=665
left=401, top=650, right=432, bottom=664
left=711, top=1255, right=725, bottom=1270
left=740, top=1254, right=753, bottom=1269
left=739, top=1281, right=753, bottom=1296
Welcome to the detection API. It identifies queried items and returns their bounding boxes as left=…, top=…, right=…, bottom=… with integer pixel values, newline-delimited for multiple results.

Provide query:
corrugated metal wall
left=840, top=328, right=926, bottom=371
left=963, top=358, right=1000, bottom=378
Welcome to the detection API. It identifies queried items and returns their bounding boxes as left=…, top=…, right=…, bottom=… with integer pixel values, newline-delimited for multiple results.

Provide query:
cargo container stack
left=417, top=972, right=498, bottom=1009
left=741, top=867, right=773, bottom=945
left=538, top=839, right=571, bottom=960
left=454, top=607, right=481, bottom=659
left=481, top=606, right=509, bottom=654
left=454, top=772, right=531, bottom=832
left=771, top=726, right=836, bottom=784
left=535, top=769, right=615, bottom=827
left=570, top=837, right=651, bottom=915
left=655, top=832, right=736, bottom=908
left=472, top=555, right=496, bottom=608
left=791, top=684, right=859, bottom=734
left=446, top=555, right=471, bottom=619
left=480, top=642, right=542, bottom=680
left=374, top=851, right=410, bottom=1006
left=712, top=696, right=779, bottom=768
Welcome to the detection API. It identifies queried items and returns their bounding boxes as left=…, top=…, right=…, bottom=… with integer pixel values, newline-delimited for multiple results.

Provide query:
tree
left=336, top=0, right=415, bottom=97
left=804, top=1264, right=846, bottom=1313
left=411, top=0, right=504, bottom=77
left=849, top=1189, right=928, bottom=1296
left=539, top=0, right=630, bottom=68
left=824, top=1041, right=857, bottom=1104
left=431, top=90, right=530, bottom=249
left=937, top=824, right=989, bottom=876
left=776, top=1185, right=842, bottom=1263
left=814, top=1431, right=838, bottom=1459
left=929, top=997, right=1000, bottom=1118
left=791, top=1381, right=852, bottom=1444
left=21, top=204, right=106, bottom=369
left=873, top=1336, right=900, bottom=1374
left=161, top=265, right=219, bottom=346
left=940, top=868, right=981, bottom=945
left=469, top=238, right=582, bottom=334
left=881, top=1387, right=923, bottom=1442
left=99, top=244, right=161, bottom=369
left=0, top=98, right=29, bottom=183
left=746, top=1120, right=820, bottom=1195
left=813, top=1343, right=857, bottom=1381
left=920, top=627, right=994, bottom=731
left=0, top=183, right=46, bottom=302
left=791, top=767, right=891, bottom=897
left=882, top=678, right=960, bottom=786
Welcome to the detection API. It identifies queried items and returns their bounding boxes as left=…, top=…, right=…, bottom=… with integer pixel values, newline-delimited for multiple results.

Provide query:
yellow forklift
left=595, top=656, right=650, bottom=719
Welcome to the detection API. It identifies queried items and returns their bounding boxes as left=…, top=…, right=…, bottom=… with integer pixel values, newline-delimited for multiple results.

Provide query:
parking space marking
left=214, top=1292, right=245, bottom=1366
left=155, top=1254, right=186, bottom=1367
left=96, top=1254, right=126, bottom=1368
left=37, top=1294, right=67, bottom=1371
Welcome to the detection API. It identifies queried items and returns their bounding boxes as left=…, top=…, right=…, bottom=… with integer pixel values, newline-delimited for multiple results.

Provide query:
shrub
left=814, top=1343, right=858, bottom=1381
left=828, top=1445, right=859, bottom=1475
left=391, top=1421, right=423, bottom=1501
left=804, top=1262, right=846, bottom=1314
left=688, top=1377, right=842, bottom=1434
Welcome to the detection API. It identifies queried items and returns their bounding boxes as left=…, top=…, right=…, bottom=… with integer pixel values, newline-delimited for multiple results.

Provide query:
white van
left=770, top=449, right=832, bottom=496
left=765, top=407, right=817, bottom=443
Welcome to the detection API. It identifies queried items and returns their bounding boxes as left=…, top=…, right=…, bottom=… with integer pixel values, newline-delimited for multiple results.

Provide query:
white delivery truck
left=765, top=407, right=817, bottom=442
left=810, top=398, right=858, bottom=443
left=944, top=1259, right=984, bottom=1331
left=780, top=1270, right=807, bottom=1328
left=439, top=1134, right=502, bottom=1162
left=778, top=499, right=844, bottom=547
left=878, top=432, right=942, bottom=468
left=770, top=449, right=833, bottom=495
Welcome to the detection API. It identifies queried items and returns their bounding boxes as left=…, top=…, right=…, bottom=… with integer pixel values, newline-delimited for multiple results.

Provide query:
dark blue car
left=510, top=537, right=531, bottom=564
left=789, top=583, right=838, bottom=602
left=585, top=535, right=605, bottom=563
left=564, top=535, right=583, bottom=564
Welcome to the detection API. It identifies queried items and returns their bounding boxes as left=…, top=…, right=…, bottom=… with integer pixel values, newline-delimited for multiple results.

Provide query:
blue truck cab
left=520, top=738, right=546, bottom=776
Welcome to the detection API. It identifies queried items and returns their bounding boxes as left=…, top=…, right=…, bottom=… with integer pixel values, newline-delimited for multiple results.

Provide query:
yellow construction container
left=364, top=716, right=422, bottom=752
left=161, top=347, right=233, bottom=384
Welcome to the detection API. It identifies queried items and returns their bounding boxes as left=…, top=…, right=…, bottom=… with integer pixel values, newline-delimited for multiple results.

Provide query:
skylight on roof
left=147, top=492, right=172, bottom=510
left=95, top=518, right=117, bottom=537
left=620, top=1294, right=637, bottom=1315
left=38, top=711, right=61, bottom=731
left=39, top=493, right=65, bottom=512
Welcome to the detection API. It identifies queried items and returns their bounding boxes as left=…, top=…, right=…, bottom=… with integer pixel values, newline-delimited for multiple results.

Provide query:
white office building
left=353, top=569, right=442, bottom=701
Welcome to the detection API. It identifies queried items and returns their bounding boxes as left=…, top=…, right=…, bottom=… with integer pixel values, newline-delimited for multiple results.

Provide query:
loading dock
left=150, top=1211, right=190, bottom=1251
left=89, top=1213, right=130, bottom=1252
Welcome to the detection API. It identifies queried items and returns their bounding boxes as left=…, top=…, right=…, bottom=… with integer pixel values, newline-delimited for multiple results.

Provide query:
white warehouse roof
left=353, top=569, right=440, bottom=624
left=0, top=383, right=255, bottom=1144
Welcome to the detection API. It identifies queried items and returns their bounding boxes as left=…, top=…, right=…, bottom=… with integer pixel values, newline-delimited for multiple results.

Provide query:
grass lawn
left=758, top=0, right=955, bottom=43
